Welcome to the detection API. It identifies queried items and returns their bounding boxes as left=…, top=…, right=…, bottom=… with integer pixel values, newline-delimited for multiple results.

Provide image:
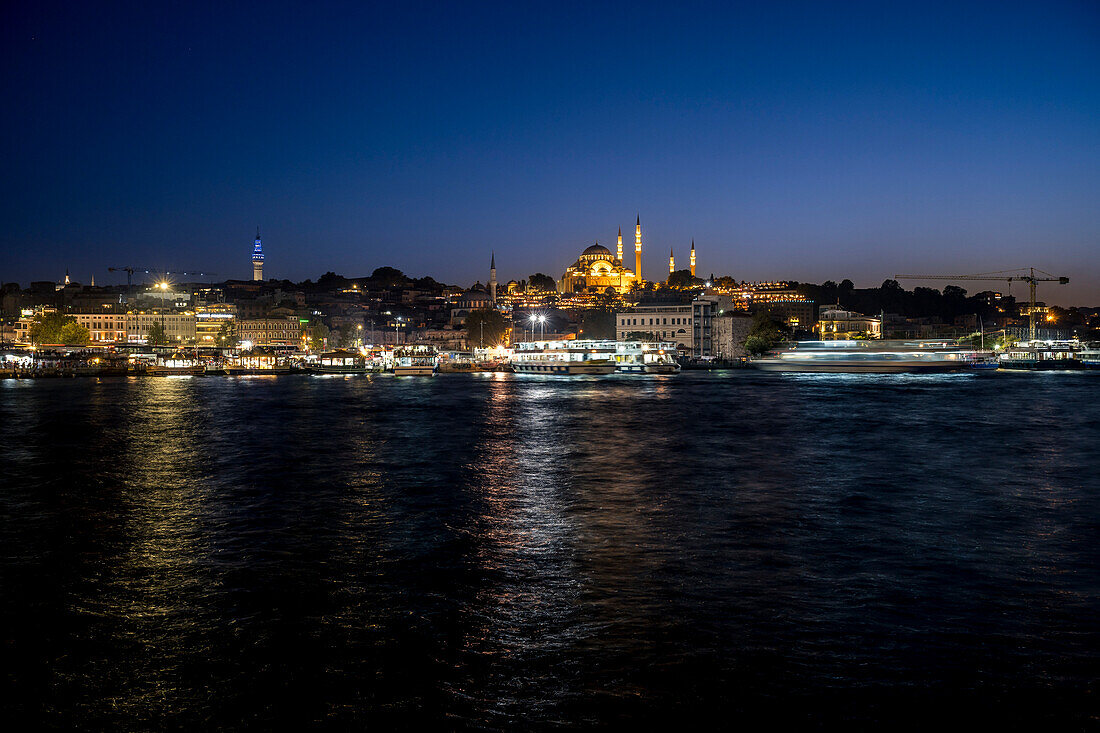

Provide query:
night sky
left=2, top=1, right=1098, bottom=304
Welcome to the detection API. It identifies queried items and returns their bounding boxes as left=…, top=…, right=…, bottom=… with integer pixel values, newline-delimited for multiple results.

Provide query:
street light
left=395, top=316, right=403, bottom=345
left=357, top=323, right=363, bottom=347
left=528, top=314, right=537, bottom=342
left=538, top=314, right=546, bottom=339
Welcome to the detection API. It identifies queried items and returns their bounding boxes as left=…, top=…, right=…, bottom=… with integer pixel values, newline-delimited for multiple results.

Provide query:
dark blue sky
left=3, top=1, right=1098, bottom=303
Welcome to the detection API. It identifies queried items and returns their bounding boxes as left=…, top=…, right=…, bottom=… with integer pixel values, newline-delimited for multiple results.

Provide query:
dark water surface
left=2, top=372, right=1098, bottom=729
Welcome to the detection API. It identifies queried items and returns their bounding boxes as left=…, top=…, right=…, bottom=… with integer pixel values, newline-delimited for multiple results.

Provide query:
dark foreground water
left=1, top=371, right=1097, bottom=730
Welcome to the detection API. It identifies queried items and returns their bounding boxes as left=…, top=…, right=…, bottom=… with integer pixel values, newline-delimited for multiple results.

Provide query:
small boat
left=511, top=340, right=618, bottom=375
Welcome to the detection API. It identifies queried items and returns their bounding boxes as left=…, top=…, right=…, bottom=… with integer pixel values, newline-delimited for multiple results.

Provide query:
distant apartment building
left=128, top=312, right=198, bottom=343
left=817, top=306, right=881, bottom=340
left=72, top=312, right=130, bottom=343
left=236, top=316, right=301, bottom=347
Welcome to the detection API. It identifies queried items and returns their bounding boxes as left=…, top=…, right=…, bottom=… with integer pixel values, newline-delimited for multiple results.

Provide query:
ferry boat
left=614, top=341, right=681, bottom=374
left=998, top=341, right=1083, bottom=371
left=511, top=340, right=618, bottom=374
left=311, top=350, right=372, bottom=375
left=1080, top=343, right=1100, bottom=370
left=752, top=340, right=981, bottom=373
left=393, top=346, right=437, bottom=376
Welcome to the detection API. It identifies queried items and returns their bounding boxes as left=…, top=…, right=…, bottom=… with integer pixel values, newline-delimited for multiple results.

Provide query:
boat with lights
left=511, top=340, right=618, bottom=374
left=752, top=340, right=988, bottom=373
left=613, top=340, right=681, bottom=373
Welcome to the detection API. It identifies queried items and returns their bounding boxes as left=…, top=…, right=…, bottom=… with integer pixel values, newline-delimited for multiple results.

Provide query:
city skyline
left=2, top=2, right=1098, bottom=304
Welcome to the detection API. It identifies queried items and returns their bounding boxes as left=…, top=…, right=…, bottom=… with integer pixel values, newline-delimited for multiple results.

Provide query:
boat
left=311, top=349, right=372, bottom=374
left=613, top=340, right=681, bottom=373
left=1080, top=343, right=1100, bottom=370
left=393, top=346, right=437, bottom=375
left=752, top=340, right=981, bottom=373
left=144, top=351, right=206, bottom=376
left=998, top=341, right=1083, bottom=371
left=511, top=340, right=618, bottom=374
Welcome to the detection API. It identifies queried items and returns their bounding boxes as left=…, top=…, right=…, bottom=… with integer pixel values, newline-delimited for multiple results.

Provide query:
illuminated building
left=195, top=303, right=237, bottom=344
left=690, top=240, right=696, bottom=277
left=669, top=248, right=675, bottom=275
left=616, top=304, right=693, bottom=350
left=236, top=316, right=301, bottom=347
left=634, top=216, right=642, bottom=281
left=560, top=242, right=638, bottom=295
left=252, top=228, right=264, bottom=281
left=616, top=227, right=623, bottom=261
left=817, top=306, right=882, bottom=340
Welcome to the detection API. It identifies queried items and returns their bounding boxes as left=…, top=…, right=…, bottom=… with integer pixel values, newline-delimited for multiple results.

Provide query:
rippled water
left=1, top=372, right=1097, bottom=729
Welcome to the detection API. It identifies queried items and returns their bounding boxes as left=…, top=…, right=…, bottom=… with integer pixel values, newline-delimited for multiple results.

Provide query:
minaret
left=690, top=239, right=696, bottom=278
left=91, top=274, right=95, bottom=287
left=669, top=248, right=675, bottom=274
left=616, top=227, right=623, bottom=262
left=252, top=227, right=264, bottom=281
left=489, top=251, right=497, bottom=304
left=634, top=215, right=642, bottom=281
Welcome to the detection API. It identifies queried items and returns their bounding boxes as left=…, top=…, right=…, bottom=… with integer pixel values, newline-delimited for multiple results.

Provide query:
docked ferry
left=752, top=340, right=985, bottom=373
left=614, top=341, right=681, bottom=374
left=999, top=341, right=1083, bottom=371
left=511, top=340, right=618, bottom=374
left=1080, top=344, right=1100, bottom=370
left=392, top=346, right=437, bottom=376
left=311, top=350, right=373, bottom=375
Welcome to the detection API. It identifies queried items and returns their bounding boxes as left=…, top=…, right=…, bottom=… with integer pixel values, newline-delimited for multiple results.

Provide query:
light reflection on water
left=0, top=372, right=1097, bottom=729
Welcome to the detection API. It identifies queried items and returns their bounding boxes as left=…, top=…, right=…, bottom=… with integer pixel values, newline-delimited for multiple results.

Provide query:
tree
left=527, top=273, right=556, bottom=292
left=59, top=322, right=90, bottom=346
left=146, top=321, right=169, bottom=346
left=744, top=311, right=788, bottom=356
left=306, top=322, right=329, bottom=352
left=370, top=267, right=408, bottom=288
left=579, top=309, right=615, bottom=339
left=667, top=269, right=703, bottom=289
left=465, top=309, right=507, bottom=347
left=28, top=312, right=72, bottom=344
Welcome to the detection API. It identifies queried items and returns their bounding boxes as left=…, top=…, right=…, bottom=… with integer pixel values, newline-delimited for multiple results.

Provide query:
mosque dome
left=582, top=243, right=611, bottom=257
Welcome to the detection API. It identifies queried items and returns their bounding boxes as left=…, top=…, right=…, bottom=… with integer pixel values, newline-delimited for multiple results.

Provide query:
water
left=1, top=372, right=1097, bottom=729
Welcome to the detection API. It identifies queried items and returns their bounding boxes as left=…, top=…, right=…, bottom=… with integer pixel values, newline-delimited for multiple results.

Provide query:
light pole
left=395, top=316, right=403, bottom=345
left=528, top=314, right=537, bottom=342
left=538, top=314, right=546, bottom=339
left=357, top=323, right=363, bottom=347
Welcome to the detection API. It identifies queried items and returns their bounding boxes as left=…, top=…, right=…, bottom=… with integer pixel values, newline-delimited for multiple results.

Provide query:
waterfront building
left=817, top=306, right=882, bottom=340
left=692, top=295, right=733, bottom=357
left=129, top=311, right=198, bottom=343
left=616, top=303, right=694, bottom=351
left=756, top=298, right=816, bottom=331
left=195, top=303, right=237, bottom=344
left=712, top=313, right=754, bottom=361
left=236, top=316, right=301, bottom=347
left=71, top=312, right=130, bottom=343
left=252, top=229, right=264, bottom=281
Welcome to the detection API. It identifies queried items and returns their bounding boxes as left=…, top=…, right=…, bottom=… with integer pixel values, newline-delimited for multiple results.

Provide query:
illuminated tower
left=489, top=251, right=497, bottom=304
left=634, top=215, right=642, bottom=281
left=252, top=228, right=264, bottom=281
left=669, top=247, right=675, bottom=274
left=616, top=227, right=623, bottom=262
left=690, top=239, right=696, bottom=278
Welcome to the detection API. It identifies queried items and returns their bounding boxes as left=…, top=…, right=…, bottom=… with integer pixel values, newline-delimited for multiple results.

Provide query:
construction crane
left=893, top=268, right=1069, bottom=341
left=108, top=266, right=218, bottom=302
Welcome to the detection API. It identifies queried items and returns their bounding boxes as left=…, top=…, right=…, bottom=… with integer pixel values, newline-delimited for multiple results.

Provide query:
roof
left=582, top=243, right=611, bottom=256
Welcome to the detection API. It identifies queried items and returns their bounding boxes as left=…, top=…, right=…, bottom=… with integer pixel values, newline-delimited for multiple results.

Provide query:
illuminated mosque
left=560, top=217, right=644, bottom=294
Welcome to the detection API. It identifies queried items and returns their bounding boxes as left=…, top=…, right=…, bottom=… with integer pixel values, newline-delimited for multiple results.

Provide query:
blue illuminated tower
left=252, top=227, right=264, bottom=281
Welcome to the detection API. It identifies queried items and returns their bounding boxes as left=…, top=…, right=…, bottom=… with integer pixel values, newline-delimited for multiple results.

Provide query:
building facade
left=712, top=313, right=754, bottom=361
left=236, top=316, right=301, bottom=347
left=817, top=306, right=882, bottom=340
left=616, top=304, right=694, bottom=351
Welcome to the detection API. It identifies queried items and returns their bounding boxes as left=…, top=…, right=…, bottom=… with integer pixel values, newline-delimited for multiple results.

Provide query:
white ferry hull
left=753, top=359, right=965, bottom=374
left=617, top=363, right=681, bottom=374
left=393, top=365, right=435, bottom=376
left=513, top=363, right=617, bottom=375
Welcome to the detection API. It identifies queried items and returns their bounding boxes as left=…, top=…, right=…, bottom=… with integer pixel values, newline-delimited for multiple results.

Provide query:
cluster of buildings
left=7, top=219, right=1074, bottom=358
